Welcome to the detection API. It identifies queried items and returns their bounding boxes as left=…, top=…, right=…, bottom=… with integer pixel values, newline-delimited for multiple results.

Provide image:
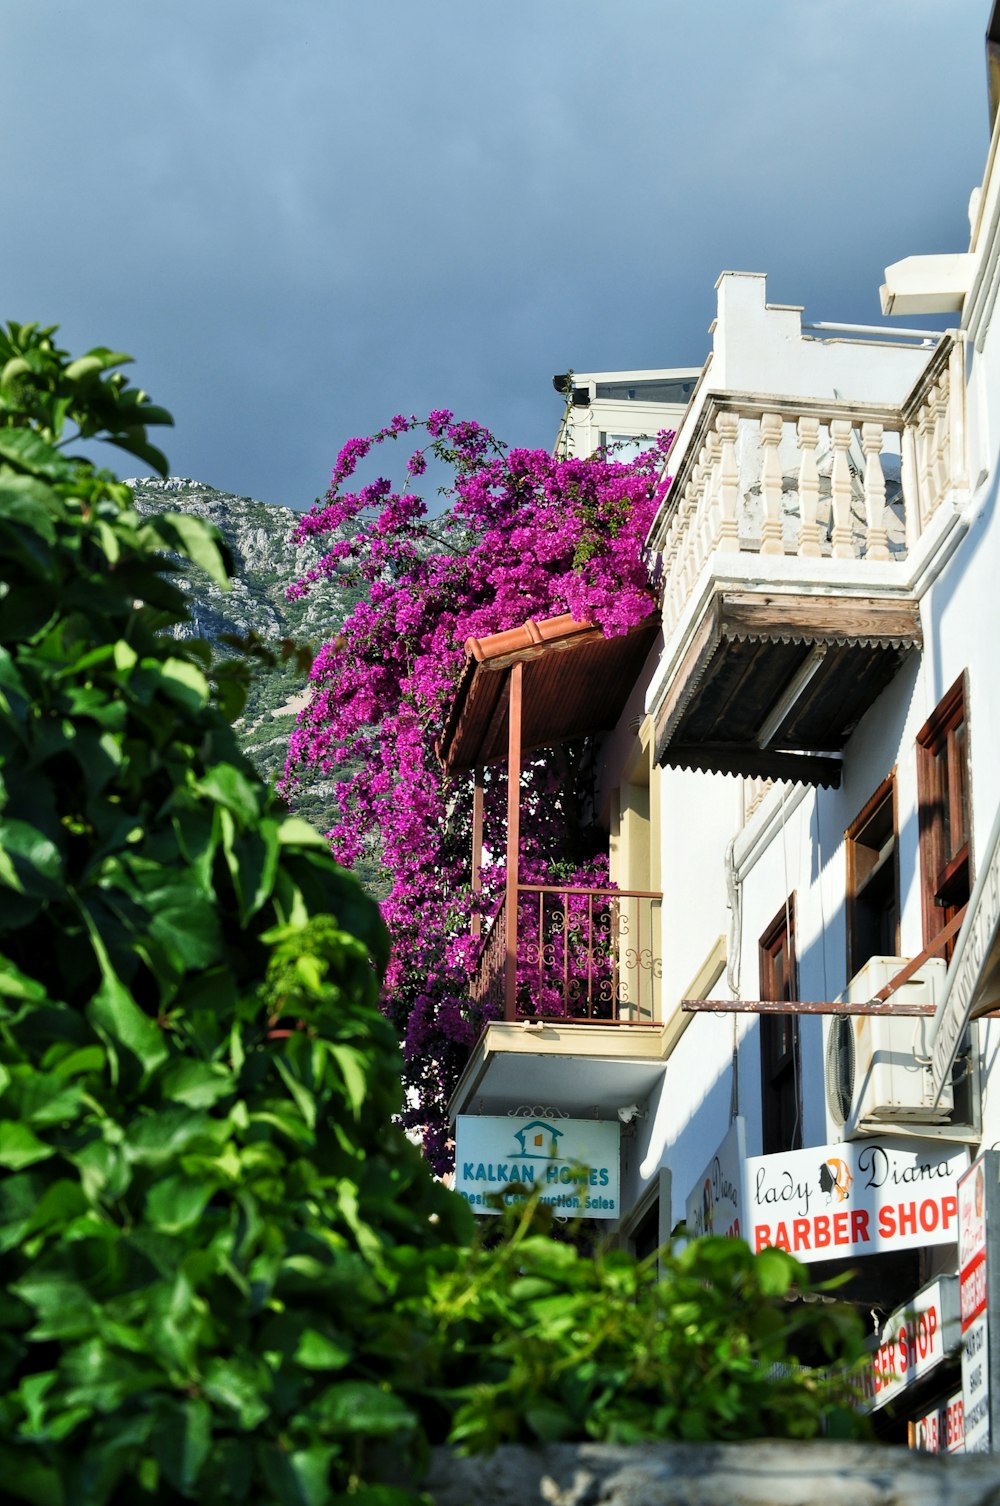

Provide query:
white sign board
left=958, top=1154, right=993, bottom=1452
left=746, top=1139, right=967, bottom=1264
left=685, top=1117, right=746, bottom=1240
left=454, top=1115, right=620, bottom=1218
left=912, top=1392, right=965, bottom=1454
left=858, top=1277, right=960, bottom=1412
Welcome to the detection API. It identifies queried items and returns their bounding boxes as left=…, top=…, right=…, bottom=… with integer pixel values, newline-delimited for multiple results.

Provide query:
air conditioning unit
left=824, top=956, right=951, bottom=1141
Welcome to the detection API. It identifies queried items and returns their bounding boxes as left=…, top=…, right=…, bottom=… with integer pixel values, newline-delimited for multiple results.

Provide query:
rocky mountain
left=127, top=478, right=362, bottom=842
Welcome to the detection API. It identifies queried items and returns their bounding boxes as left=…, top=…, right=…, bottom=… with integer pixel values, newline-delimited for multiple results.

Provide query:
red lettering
left=943, top=1195, right=957, bottom=1230
left=919, top=1198, right=940, bottom=1233
left=792, top=1218, right=810, bottom=1250
left=878, top=1204, right=896, bottom=1238
left=813, top=1214, right=831, bottom=1248
left=754, top=1225, right=772, bottom=1252
left=898, top=1325, right=909, bottom=1372
left=833, top=1211, right=848, bottom=1245
left=899, top=1202, right=918, bottom=1236
left=927, top=1307, right=938, bottom=1345
left=851, top=1209, right=870, bottom=1243
left=917, top=1312, right=931, bottom=1358
left=773, top=1221, right=790, bottom=1251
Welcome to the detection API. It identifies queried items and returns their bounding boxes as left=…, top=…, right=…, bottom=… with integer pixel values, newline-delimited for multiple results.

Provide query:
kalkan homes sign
left=746, top=1139, right=968, bottom=1264
left=454, top=1115, right=620, bottom=1218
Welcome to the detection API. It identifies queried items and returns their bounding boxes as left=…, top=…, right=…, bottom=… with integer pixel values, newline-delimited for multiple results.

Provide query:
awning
left=437, top=611, right=661, bottom=774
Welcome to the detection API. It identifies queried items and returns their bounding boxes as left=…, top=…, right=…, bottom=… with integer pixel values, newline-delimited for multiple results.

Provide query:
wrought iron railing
left=471, top=884, right=663, bottom=1024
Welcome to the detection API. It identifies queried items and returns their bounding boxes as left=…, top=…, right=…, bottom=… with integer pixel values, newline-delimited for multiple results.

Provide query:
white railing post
left=717, top=411, right=740, bottom=551
left=796, top=415, right=822, bottom=558
left=861, top=421, right=890, bottom=560
left=829, top=418, right=855, bottom=559
left=759, top=412, right=784, bottom=555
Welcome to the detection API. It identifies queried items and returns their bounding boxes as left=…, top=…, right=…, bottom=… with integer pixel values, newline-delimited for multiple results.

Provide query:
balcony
left=472, top=883, right=663, bottom=1024
left=646, top=332, right=967, bottom=787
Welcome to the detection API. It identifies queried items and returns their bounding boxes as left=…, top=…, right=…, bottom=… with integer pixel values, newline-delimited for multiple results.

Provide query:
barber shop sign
left=746, top=1139, right=968, bottom=1264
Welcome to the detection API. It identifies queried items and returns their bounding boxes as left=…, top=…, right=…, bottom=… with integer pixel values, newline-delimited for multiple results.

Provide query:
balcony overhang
left=652, top=589, right=922, bottom=787
left=448, top=1019, right=669, bottom=1120
left=438, top=612, right=661, bottom=774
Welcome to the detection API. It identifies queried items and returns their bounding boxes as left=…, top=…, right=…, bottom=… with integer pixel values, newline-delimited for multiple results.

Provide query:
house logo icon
left=512, top=1119, right=563, bottom=1158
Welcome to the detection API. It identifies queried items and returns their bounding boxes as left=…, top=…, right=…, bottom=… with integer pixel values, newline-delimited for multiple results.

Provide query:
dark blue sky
left=3, top=1, right=987, bottom=509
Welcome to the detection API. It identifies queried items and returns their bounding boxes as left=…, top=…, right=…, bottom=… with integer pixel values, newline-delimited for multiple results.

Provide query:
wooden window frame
left=917, top=674, right=971, bottom=958
left=759, top=896, right=801, bottom=1155
left=845, top=773, right=900, bottom=982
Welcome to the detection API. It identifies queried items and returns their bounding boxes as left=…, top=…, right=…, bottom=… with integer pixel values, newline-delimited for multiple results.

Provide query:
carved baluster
left=716, top=411, right=740, bottom=551
left=861, top=421, right=890, bottom=560
left=917, top=401, right=936, bottom=519
left=900, top=417, right=922, bottom=551
left=759, top=413, right=784, bottom=555
left=668, top=486, right=691, bottom=626
left=829, top=419, right=855, bottom=558
left=692, top=439, right=713, bottom=581
left=703, top=428, right=723, bottom=555
left=796, top=415, right=822, bottom=558
left=680, top=459, right=703, bottom=599
left=931, top=376, right=950, bottom=512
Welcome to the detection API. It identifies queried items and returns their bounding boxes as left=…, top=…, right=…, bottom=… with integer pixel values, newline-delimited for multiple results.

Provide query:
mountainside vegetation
left=127, top=478, right=385, bottom=889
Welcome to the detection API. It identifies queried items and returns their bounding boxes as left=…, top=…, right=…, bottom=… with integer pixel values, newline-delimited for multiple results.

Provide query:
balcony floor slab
left=448, top=1020, right=669, bottom=1120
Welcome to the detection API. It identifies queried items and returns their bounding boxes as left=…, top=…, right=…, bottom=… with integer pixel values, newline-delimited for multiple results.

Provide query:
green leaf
left=260, top=1444, right=338, bottom=1506
left=329, top=1044, right=368, bottom=1117
left=0, top=1121, right=54, bottom=1171
left=310, top=1380, right=415, bottom=1437
left=0, top=428, right=68, bottom=480
left=142, top=511, right=233, bottom=590
left=157, top=656, right=210, bottom=710
left=154, top=1399, right=212, bottom=1496
left=294, top=1328, right=352, bottom=1371
left=145, top=1174, right=214, bottom=1232
left=0, top=1445, right=66, bottom=1506
left=158, top=1059, right=233, bottom=1109
left=197, top=763, right=261, bottom=825
left=86, top=970, right=167, bottom=1077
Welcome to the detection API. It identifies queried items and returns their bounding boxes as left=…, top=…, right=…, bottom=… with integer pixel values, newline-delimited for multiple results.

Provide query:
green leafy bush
left=0, top=323, right=867, bottom=1506
left=421, top=1199, right=867, bottom=1453
left=0, top=324, right=469, bottom=1505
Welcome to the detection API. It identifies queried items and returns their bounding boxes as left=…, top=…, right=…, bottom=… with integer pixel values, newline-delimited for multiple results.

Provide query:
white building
left=444, top=3, right=1000, bottom=1456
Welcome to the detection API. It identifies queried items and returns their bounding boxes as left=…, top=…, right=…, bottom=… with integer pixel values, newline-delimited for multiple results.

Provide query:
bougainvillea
left=283, top=412, right=672, bottom=1167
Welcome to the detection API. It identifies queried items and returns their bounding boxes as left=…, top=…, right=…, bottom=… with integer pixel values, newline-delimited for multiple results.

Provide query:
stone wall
left=422, top=1440, right=1000, bottom=1505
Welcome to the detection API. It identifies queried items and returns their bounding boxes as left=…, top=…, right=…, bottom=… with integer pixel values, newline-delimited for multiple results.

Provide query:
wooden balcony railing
left=471, top=884, right=663, bottom=1024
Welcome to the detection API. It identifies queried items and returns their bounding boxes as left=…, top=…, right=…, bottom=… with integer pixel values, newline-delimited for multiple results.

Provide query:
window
left=846, top=775, right=899, bottom=979
left=595, top=377, right=698, bottom=403
left=759, top=898, right=801, bottom=1155
left=917, top=676, right=971, bottom=959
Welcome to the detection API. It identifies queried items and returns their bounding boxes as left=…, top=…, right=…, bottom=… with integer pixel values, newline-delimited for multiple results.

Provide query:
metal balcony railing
left=471, top=884, right=663, bottom=1024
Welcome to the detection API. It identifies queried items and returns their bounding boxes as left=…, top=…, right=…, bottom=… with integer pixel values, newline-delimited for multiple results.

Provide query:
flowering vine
left=283, top=411, right=672, bottom=1168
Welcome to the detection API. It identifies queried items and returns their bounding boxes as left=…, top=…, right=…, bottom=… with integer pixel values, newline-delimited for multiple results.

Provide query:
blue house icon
left=512, top=1120, right=563, bottom=1158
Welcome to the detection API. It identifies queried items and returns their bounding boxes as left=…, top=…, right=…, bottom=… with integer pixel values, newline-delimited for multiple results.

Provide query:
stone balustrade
left=652, top=335, right=967, bottom=644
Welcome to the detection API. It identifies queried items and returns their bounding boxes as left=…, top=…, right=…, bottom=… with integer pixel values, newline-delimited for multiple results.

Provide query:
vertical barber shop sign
left=958, top=1151, right=1000, bottom=1452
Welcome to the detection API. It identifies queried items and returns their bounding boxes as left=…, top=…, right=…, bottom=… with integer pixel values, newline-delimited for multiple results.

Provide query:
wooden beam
left=665, top=743, right=843, bottom=788
left=471, top=766, right=484, bottom=938
left=721, top=591, right=922, bottom=646
left=682, top=998, right=936, bottom=1017
left=505, top=660, right=523, bottom=1023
